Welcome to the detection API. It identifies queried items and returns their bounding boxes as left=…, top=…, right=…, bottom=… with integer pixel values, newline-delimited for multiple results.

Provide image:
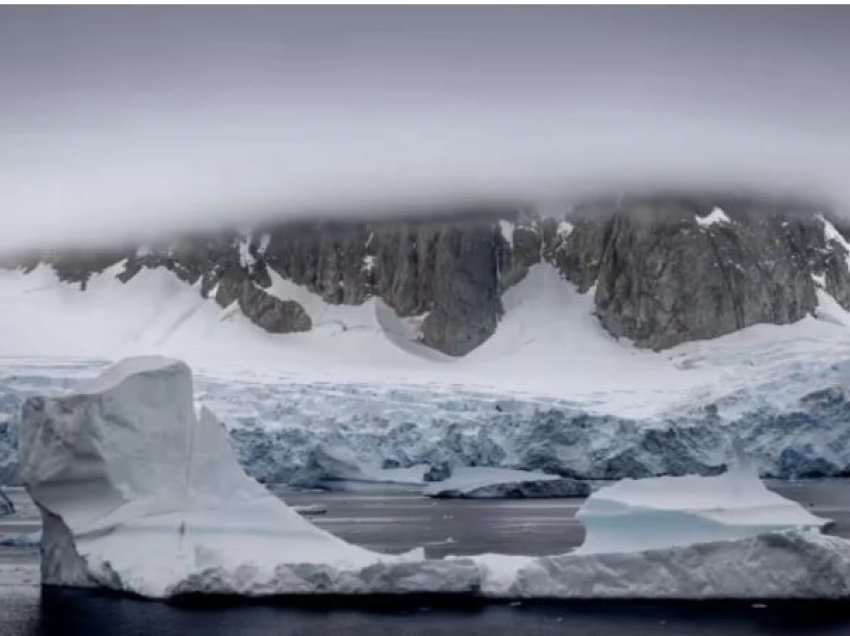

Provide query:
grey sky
left=3, top=6, right=850, bottom=250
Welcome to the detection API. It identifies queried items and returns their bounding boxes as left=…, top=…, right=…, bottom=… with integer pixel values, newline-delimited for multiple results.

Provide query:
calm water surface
left=2, top=480, right=850, bottom=635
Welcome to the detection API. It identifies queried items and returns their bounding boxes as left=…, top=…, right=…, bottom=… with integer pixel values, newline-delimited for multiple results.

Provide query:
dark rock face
left=263, top=222, right=374, bottom=305
left=419, top=223, right=501, bottom=356
left=238, top=282, right=311, bottom=334
left=588, top=197, right=839, bottom=349
left=12, top=193, right=850, bottom=354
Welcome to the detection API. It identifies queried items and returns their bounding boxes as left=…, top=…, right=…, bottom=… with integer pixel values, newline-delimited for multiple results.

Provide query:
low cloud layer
left=3, top=6, right=850, bottom=252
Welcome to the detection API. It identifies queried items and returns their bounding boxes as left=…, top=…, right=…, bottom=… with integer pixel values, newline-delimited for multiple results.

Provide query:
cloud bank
left=2, top=6, right=850, bottom=251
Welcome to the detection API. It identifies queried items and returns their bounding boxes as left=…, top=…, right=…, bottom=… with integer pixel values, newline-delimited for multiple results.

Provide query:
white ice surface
left=471, top=530, right=850, bottom=599
left=576, top=466, right=830, bottom=554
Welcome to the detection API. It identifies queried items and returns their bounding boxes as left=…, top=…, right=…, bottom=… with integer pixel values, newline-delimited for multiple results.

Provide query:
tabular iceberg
left=17, top=356, right=850, bottom=600
left=18, top=356, right=476, bottom=597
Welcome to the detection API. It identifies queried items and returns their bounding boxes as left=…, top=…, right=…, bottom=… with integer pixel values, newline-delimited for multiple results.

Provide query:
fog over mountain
left=3, top=5, right=850, bottom=251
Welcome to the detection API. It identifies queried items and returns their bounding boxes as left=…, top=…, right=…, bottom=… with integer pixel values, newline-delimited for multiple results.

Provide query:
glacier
left=17, top=356, right=850, bottom=600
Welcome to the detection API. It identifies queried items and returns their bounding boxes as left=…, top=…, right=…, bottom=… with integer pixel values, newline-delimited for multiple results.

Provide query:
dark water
left=12, top=590, right=850, bottom=636
left=2, top=480, right=850, bottom=636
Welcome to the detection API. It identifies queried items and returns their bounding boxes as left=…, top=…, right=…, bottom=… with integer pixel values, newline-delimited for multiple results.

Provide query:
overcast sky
left=3, top=6, right=850, bottom=251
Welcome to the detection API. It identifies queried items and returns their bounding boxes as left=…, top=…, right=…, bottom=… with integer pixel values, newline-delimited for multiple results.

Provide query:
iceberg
left=576, top=467, right=831, bottom=554
left=475, top=530, right=850, bottom=599
left=423, top=467, right=590, bottom=498
left=16, top=356, right=850, bottom=600
left=17, top=356, right=475, bottom=597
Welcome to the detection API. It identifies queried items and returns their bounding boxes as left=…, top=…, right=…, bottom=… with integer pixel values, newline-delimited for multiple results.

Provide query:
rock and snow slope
left=17, top=356, right=850, bottom=600
left=10, top=196, right=850, bottom=356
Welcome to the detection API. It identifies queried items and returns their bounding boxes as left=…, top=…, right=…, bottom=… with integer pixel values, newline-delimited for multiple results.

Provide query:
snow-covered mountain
left=4, top=193, right=850, bottom=484
left=8, top=192, right=850, bottom=357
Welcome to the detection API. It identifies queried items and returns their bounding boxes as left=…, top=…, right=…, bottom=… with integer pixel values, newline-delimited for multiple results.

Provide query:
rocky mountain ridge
left=10, top=194, right=850, bottom=355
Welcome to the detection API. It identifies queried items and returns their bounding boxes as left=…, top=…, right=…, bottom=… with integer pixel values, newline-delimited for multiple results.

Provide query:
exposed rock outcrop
left=591, top=197, right=821, bottom=348
left=237, top=281, right=312, bottom=334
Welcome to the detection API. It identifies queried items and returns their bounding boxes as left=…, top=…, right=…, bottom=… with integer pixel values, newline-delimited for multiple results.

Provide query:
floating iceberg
left=576, top=468, right=831, bottom=554
left=423, top=467, right=590, bottom=498
left=17, top=357, right=459, bottom=597
left=17, top=356, right=850, bottom=600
